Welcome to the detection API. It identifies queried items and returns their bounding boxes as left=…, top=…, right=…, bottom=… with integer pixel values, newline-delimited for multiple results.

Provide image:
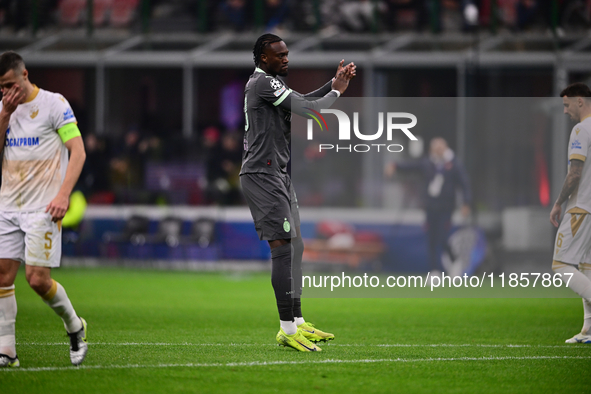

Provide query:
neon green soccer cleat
left=298, top=322, right=335, bottom=343
left=276, top=328, right=322, bottom=352
left=0, top=354, right=19, bottom=368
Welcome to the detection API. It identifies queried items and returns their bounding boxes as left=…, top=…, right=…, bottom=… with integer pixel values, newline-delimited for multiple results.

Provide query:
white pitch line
left=2, top=356, right=590, bottom=373
left=16, top=342, right=591, bottom=349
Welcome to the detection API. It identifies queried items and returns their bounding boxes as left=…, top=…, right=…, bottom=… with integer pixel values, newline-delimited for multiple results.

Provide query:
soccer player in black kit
left=240, top=34, right=356, bottom=352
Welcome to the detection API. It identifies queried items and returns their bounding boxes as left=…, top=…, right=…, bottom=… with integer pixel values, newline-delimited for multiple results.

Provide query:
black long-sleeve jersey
left=240, top=67, right=339, bottom=176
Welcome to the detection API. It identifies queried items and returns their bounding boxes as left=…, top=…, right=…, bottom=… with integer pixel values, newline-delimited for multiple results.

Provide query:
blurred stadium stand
left=2, top=1, right=589, bottom=34
left=0, top=0, right=590, bottom=270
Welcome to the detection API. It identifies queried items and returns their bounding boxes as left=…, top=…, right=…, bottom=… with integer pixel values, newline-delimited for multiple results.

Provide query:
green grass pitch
left=1, top=267, right=590, bottom=393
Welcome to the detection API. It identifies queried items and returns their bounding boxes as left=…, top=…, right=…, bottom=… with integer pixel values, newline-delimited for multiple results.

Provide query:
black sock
left=271, top=243, right=294, bottom=322
left=291, top=236, right=304, bottom=318
left=293, top=298, right=302, bottom=319
left=292, top=236, right=304, bottom=298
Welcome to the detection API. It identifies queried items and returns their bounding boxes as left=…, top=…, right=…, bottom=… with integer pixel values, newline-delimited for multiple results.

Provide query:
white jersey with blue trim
left=566, top=116, right=591, bottom=214
left=0, top=87, right=77, bottom=211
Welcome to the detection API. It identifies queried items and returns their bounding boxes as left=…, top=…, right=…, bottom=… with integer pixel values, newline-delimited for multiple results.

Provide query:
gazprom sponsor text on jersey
left=5, top=136, right=40, bottom=147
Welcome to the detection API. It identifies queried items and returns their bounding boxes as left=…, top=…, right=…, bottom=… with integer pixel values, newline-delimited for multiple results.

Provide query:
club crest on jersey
left=30, top=104, right=39, bottom=119
left=270, top=78, right=282, bottom=90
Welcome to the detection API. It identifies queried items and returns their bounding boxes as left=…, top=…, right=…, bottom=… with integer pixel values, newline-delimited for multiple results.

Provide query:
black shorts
left=240, top=173, right=300, bottom=241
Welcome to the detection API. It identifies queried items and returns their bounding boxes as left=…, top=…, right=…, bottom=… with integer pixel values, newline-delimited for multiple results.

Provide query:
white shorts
left=0, top=210, right=62, bottom=267
left=553, top=212, right=591, bottom=266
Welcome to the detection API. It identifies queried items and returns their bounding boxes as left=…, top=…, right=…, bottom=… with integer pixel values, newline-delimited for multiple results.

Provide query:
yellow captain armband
left=57, top=123, right=81, bottom=143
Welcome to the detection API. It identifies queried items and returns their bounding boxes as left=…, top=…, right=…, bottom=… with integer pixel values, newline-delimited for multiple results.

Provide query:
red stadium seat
left=93, top=0, right=113, bottom=27
left=111, top=0, right=139, bottom=27
left=58, top=0, right=86, bottom=26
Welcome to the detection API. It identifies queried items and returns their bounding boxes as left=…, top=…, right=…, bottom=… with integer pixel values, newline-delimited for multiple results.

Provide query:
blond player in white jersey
left=0, top=51, right=88, bottom=367
left=550, top=82, right=591, bottom=344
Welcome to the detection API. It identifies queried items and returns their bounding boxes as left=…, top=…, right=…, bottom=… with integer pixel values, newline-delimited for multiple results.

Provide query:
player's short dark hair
left=253, top=34, right=283, bottom=67
left=0, top=51, right=24, bottom=76
left=560, top=83, right=591, bottom=98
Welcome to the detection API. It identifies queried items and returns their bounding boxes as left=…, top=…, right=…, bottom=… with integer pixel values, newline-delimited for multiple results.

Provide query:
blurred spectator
left=0, top=0, right=576, bottom=34
left=516, top=0, right=538, bottom=30
left=493, top=0, right=566, bottom=31
left=385, top=137, right=471, bottom=274
left=80, top=133, right=112, bottom=201
left=110, top=127, right=161, bottom=202
left=216, top=0, right=290, bottom=32
left=383, top=0, right=428, bottom=31
left=202, top=128, right=242, bottom=205
left=0, top=0, right=9, bottom=27
left=217, top=0, right=249, bottom=31
left=384, top=0, right=483, bottom=33
left=287, top=0, right=319, bottom=31
left=320, top=0, right=345, bottom=32
left=220, top=80, right=244, bottom=131
left=264, top=0, right=290, bottom=31
left=202, top=126, right=222, bottom=203
left=558, top=0, right=591, bottom=31
left=110, top=128, right=141, bottom=191
left=0, top=0, right=57, bottom=32
left=138, top=76, right=164, bottom=139
left=340, top=0, right=385, bottom=32
left=218, top=132, right=243, bottom=205
left=141, top=134, right=164, bottom=162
